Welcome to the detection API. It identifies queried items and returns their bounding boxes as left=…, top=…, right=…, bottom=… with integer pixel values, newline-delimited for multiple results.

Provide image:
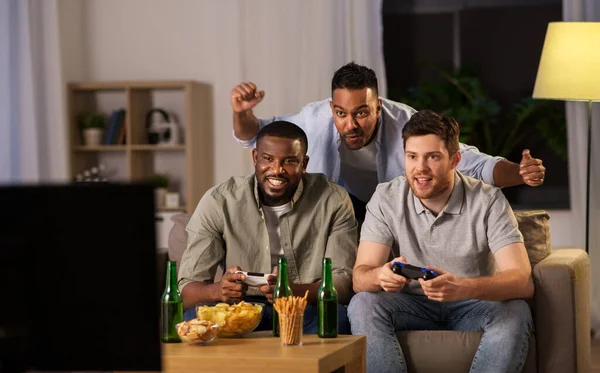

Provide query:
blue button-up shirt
left=236, top=98, right=503, bottom=198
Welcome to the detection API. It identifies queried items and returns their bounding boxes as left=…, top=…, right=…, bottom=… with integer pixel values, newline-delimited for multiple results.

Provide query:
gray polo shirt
left=361, top=170, right=523, bottom=294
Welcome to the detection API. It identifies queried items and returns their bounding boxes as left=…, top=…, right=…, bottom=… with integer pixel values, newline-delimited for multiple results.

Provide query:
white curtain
left=562, top=0, right=600, bottom=336
left=238, top=0, right=386, bottom=132
left=0, top=0, right=67, bottom=184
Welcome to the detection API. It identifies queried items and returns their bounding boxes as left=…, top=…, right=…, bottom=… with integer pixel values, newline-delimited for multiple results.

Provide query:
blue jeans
left=347, top=292, right=532, bottom=373
left=183, top=296, right=351, bottom=334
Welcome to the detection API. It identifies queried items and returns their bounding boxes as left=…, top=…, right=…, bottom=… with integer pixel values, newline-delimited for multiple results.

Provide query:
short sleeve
left=359, top=187, right=395, bottom=247
left=485, top=190, right=524, bottom=253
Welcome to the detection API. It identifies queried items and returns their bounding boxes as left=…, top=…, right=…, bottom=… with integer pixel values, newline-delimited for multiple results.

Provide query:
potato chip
left=195, top=301, right=263, bottom=337
left=176, top=319, right=218, bottom=344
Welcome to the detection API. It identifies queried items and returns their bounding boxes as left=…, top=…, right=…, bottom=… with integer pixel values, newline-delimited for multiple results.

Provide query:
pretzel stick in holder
left=274, top=292, right=309, bottom=345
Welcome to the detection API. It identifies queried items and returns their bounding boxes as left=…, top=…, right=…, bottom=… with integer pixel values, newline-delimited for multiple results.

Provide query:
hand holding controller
left=391, top=262, right=438, bottom=280
left=235, top=271, right=274, bottom=287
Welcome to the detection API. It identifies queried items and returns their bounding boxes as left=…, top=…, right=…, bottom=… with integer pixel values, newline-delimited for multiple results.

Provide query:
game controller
left=235, top=271, right=274, bottom=287
left=391, top=262, right=438, bottom=280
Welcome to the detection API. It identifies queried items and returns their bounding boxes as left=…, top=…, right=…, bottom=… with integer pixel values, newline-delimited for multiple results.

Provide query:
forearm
left=233, top=110, right=260, bottom=140
left=493, top=160, right=523, bottom=187
left=290, top=282, right=321, bottom=305
left=352, top=265, right=382, bottom=292
left=333, top=273, right=354, bottom=305
left=463, top=269, right=534, bottom=301
left=181, top=281, right=221, bottom=309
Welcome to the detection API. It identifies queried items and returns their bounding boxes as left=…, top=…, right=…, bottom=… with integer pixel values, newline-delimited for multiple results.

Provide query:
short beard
left=257, top=180, right=299, bottom=206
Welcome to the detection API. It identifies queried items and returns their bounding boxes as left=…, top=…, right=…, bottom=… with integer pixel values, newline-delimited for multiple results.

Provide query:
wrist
left=461, top=277, right=478, bottom=299
left=372, top=266, right=383, bottom=288
left=210, top=283, right=222, bottom=303
left=233, top=108, right=251, bottom=116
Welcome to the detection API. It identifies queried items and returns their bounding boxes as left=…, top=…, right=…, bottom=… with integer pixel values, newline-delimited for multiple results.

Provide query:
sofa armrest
left=533, top=248, right=590, bottom=373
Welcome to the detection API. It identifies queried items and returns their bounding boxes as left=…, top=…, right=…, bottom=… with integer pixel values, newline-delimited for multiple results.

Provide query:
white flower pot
left=83, top=128, right=103, bottom=146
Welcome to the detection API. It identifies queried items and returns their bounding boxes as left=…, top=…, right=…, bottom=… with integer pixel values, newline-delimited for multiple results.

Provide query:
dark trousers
left=183, top=296, right=351, bottom=334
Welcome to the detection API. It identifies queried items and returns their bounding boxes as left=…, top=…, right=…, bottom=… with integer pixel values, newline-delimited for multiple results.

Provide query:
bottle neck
left=322, top=259, right=333, bottom=288
left=165, top=261, right=178, bottom=291
left=277, top=261, right=288, bottom=287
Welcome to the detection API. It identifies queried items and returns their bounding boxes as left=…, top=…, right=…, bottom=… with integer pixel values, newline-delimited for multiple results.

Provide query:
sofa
left=160, top=210, right=591, bottom=373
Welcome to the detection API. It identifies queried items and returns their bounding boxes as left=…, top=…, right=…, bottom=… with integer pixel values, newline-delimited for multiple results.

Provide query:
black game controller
left=391, top=262, right=438, bottom=280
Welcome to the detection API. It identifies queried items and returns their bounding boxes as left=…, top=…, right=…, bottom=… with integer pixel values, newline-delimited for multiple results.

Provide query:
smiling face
left=405, top=134, right=460, bottom=201
left=330, top=88, right=382, bottom=150
left=252, top=135, right=309, bottom=206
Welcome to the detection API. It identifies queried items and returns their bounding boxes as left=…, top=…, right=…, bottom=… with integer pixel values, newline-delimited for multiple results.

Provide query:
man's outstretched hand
left=231, top=82, right=265, bottom=113
left=520, top=149, right=545, bottom=187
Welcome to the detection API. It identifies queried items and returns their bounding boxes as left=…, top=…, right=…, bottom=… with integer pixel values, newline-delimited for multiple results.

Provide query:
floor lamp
left=533, top=22, right=600, bottom=254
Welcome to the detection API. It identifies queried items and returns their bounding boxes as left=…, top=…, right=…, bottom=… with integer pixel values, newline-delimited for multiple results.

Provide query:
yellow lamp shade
left=533, top=22, right=600, bottom=102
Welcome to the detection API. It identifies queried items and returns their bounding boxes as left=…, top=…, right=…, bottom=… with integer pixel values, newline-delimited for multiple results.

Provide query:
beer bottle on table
left=161, top=260, right=183, bottom=343
left=272, top=257, right=293, bottom=337
left=317, top=257, right=338, bottom=338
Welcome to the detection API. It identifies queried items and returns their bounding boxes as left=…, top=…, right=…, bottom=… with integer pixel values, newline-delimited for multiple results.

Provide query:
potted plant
left=394, top=64, right=567, bottom=160
left=149, top=173, right=170, bottom=208
left=78, top=112, right=107, bottom=146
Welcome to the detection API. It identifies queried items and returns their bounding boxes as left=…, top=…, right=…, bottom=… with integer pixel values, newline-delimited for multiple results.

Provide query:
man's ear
left=329, top=100, right=335, bottom=112
left=302, top=155, right=310, bottom=172
left=252, top=148, right=258, bottom=167
left=377, top=98, right=382, bottom=115
left=451, top=150, right=461, bottom=168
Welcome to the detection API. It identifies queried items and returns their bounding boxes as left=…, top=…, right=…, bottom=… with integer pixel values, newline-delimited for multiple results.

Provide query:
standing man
left=231, top=62, right=545, bottom=221
left=178, top=121, right=357, bottom=334
left=348, top=110, right=533, bottom=373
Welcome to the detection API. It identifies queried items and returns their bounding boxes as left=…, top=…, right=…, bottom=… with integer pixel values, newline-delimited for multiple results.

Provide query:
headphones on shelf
left=145, top=108, right=181, bottom=145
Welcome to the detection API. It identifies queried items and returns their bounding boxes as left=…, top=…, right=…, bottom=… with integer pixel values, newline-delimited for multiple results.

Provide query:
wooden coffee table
left=161, top=330, right=366, bottom=373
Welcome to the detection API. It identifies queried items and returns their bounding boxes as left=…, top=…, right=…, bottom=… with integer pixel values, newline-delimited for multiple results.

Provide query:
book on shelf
left=104, top=108, right=126, bottom=145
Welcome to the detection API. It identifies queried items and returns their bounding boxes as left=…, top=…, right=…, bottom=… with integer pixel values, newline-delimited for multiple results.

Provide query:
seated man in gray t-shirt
left=348, top=110, right=534, bottom=373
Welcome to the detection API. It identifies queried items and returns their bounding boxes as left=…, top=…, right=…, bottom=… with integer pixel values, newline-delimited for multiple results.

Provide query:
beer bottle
left=317, top=257, right=338, bottom=338
left=272, top=257, right=293, bottom=337
left=160, top=260, right=183, bottom=343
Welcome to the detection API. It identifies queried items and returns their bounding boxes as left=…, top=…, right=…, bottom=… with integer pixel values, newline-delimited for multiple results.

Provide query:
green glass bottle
left=160, top=260, right=183, bottom=343
left=318, top=257, right=338, bottom=338
left=272, top=257, right=293, bottom=337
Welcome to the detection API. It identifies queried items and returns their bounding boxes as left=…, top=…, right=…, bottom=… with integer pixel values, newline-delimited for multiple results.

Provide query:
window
left=382, top=0, right=568, bottom=209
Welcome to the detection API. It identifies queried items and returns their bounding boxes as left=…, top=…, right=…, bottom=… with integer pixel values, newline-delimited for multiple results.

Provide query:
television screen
left=0, top=183, right=161, bottom=372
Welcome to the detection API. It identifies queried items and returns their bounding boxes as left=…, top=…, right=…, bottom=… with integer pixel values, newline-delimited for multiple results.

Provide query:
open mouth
left=414, top=177, right=433, bottom=188
left=267, top=177, right=287, bottom=189
left=344, top=134, right=363, bottom=144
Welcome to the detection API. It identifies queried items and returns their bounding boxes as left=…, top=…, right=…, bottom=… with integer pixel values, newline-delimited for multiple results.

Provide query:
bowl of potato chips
left=195, top=301, right=264, bottom=337
left=176, top=319, right=219, bottom=345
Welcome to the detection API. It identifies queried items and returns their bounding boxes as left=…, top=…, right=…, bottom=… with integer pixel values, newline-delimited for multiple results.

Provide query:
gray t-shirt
left=360, top=170, right=523, bottom=294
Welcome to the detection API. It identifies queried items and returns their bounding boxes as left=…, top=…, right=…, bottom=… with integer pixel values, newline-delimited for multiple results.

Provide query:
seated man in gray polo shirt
left=178, top=120, right=357, bottom=334
left=348, top=110, right=534, bottom=373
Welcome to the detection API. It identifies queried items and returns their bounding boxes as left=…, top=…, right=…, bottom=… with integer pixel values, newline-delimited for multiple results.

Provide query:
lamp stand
left=586, top=100, right=592, bottom=255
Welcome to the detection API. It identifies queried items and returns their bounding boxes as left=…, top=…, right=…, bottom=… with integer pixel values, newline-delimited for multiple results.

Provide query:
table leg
left=343, top=352, right=365, bottom=373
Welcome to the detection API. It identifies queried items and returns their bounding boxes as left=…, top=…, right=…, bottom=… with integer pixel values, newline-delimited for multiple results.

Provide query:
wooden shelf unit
left=67, top=80, right=214, bottom=214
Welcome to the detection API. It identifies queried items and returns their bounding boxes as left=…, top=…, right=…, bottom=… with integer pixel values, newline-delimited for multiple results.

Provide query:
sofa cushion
left=514, top=210, right=551, bottom=266
left=167, top=212, right=190, bottom=269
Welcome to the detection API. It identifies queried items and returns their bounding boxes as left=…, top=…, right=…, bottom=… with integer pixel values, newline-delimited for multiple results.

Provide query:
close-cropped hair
left=256, top=120, right=309, bottom=154
left=402, top=110, right=460, bottom=155
left=331, top=62, right=378, bottom=96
